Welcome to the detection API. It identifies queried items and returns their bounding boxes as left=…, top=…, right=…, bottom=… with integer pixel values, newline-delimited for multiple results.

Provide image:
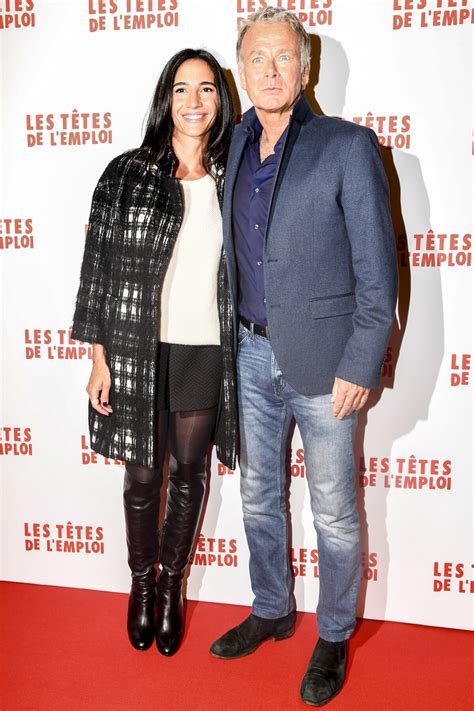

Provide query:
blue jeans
left=237, top=323, right=361, bottom=643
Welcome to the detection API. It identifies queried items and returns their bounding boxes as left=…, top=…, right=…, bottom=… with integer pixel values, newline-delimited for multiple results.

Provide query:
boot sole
left=300, top=686, right=343, bottom=707
left=209, top=626, right=295, bottom=660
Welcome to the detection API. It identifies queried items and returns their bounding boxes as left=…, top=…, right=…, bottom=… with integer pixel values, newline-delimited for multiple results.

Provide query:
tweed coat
left=72, top=146, right=237, bottom=469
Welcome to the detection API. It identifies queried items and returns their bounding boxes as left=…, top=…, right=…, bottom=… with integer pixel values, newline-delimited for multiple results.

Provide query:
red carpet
left=1, top=582, right=472, bottom=711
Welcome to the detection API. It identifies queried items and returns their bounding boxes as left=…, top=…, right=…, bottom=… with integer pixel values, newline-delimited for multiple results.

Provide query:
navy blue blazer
left=223, top=95, right=398, bottom=395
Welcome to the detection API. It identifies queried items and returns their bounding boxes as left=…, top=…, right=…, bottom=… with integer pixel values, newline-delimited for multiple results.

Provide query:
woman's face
left=171, top=59, right=219, bottom=142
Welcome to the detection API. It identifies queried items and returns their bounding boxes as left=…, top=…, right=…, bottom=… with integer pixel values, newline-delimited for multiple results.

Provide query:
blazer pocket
left=309, top=292, right=356, bottom=319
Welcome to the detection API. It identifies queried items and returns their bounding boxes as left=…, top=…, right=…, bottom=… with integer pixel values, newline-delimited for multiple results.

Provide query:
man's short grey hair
left=236, top=7, right=311, bottom=69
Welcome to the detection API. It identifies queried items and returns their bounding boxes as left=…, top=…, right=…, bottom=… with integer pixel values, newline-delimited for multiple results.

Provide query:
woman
left=72, top=49, right=237, bottom=657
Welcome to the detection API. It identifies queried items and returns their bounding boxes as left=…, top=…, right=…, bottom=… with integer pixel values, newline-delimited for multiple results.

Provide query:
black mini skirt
left=156, top=342, right=222, bottom=412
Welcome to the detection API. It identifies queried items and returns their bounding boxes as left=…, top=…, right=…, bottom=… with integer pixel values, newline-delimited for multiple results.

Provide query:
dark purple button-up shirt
left=233, top=116, right=288, bottom=326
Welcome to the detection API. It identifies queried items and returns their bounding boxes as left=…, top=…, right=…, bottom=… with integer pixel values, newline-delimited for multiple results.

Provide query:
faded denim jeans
left=237, top=322, right=361, bottom=643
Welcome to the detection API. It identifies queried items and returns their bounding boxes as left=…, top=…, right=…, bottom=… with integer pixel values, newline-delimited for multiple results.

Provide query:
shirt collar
left=247, top=114, right=288, bottom=155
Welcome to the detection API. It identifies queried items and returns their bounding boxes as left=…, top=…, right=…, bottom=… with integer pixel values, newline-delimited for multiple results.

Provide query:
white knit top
left=159, top=174, right=222, bottom=345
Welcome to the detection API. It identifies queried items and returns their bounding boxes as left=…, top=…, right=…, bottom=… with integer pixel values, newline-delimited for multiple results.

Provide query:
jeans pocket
left=238, top=323, right=251, bottom=345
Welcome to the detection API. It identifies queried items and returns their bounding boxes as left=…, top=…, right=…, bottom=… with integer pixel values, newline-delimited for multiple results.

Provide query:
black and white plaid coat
left=72, top=146, right=237, bottom=469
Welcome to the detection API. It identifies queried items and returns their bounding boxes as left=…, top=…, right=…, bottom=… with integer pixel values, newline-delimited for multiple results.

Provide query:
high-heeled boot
left=123, top=465, right=162, bottom=651
left=155, top=455, right=207, bottom=656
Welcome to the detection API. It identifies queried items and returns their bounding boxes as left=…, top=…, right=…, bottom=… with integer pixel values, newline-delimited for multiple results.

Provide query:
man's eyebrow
left=248, top=47, right=296, bottom=55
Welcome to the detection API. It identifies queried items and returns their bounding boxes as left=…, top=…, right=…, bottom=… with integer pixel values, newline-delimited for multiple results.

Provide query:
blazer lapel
left=265, top=95, right=312, bottom=244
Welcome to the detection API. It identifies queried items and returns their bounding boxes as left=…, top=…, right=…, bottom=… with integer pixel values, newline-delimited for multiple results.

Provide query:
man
left=210, top=8, right=397, bottom=707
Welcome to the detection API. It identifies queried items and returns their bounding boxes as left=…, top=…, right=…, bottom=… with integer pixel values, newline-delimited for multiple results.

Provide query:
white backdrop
left=1, top=0, right=472, bottom=631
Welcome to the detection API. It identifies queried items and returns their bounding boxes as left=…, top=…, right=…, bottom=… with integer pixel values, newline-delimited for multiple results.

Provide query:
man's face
left=238, top=22, right=309, bottom=116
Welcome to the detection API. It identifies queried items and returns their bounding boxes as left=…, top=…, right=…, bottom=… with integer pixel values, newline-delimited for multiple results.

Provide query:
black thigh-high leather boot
left=123, top=464, right=162, bottom=651
left=155, top=455, right=207, bottom=656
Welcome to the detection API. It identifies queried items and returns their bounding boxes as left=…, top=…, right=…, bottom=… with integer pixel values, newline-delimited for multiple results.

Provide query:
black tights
left=125, top=408, right=217, bottom=484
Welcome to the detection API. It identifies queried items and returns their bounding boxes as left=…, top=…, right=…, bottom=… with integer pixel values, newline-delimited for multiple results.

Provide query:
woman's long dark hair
left=141, top=48, right=234, bottom=174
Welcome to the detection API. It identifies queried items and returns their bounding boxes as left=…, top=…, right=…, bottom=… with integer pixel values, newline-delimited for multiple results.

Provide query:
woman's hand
left=86, top=344, right=113, bottom=416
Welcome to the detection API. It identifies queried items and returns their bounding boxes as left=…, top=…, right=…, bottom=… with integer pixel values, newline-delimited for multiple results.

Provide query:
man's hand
left=331, top=377, right=370, bottom=419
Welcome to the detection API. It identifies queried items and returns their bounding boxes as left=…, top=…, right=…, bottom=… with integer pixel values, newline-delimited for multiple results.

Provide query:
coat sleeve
left=335, top=128, right=398, bottom=389
left=71, top=162, right=117, bottom=345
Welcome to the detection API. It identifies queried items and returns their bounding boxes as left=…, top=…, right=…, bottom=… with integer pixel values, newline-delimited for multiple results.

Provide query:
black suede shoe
left=300, top=638, right=347, bottom=707
left=209, top=611, right=295, bottom=659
